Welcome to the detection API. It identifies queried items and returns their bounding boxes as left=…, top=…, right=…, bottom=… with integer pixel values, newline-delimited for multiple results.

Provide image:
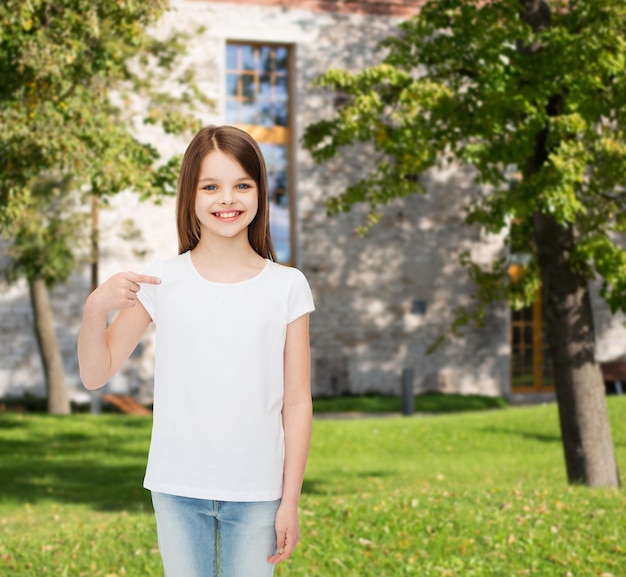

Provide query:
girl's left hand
left=268, top=502, right=300, bottom=565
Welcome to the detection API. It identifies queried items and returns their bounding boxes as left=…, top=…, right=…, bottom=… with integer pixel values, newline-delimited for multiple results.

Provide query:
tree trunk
left=533, top=213, right=619, bottom=487
left=527, top=105, right=619, bottom=487
left=28, top=277, right=71, bottom=415
left=518, top=0, right=619, bottom=488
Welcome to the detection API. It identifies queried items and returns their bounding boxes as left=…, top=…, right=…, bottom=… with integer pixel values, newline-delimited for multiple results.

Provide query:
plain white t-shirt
left=137, top=251, right=315, bottom=501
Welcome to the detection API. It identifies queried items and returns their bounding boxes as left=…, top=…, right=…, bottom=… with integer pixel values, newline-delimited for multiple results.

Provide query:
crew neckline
left=185, top=251, right=271, bottom=286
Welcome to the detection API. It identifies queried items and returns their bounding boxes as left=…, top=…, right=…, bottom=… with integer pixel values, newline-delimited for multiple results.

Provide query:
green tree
left=0, top=0, right=207, bottom=414
left=303, top=0, right=625, bottom=487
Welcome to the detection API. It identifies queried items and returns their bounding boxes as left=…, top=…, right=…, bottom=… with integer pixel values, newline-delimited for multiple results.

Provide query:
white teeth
left=215, top=212, right=238, bottom=218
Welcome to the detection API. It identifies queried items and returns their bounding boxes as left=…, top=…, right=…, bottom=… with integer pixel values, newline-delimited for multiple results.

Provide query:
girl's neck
left=190, top=236, right=266, bottom=283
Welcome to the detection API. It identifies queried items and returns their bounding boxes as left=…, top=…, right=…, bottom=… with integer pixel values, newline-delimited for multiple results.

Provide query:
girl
left=77, top=125, right=315, bottom=577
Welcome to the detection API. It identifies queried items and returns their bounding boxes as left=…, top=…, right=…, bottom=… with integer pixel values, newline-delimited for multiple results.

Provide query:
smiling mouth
left=213, top=211, right=242, bottom=219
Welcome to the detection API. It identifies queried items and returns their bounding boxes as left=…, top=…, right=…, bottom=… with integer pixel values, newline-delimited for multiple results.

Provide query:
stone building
left=1, top=0, right=624, bottom=405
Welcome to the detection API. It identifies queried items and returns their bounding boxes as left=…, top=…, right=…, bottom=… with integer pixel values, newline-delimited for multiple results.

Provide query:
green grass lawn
left=0, top=397, right=624, bottom=576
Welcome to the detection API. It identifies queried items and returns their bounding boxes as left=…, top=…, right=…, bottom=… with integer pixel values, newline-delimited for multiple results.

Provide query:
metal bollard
left=401, top=368, right=414, bottom=416
left=90, top=391, right=101, bottom=414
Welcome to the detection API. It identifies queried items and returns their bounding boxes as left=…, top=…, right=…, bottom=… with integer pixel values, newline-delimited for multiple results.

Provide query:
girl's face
left=194, top=149, right=259, bottom=244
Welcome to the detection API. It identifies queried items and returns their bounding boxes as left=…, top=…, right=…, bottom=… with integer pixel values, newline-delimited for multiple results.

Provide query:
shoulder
left=265, top=261, right=310, bottom=285
left=264, top=262, right=315, bottom=319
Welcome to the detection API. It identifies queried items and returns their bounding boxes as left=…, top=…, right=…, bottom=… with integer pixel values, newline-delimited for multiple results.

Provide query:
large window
left=226, top=43, right=292, bottom=263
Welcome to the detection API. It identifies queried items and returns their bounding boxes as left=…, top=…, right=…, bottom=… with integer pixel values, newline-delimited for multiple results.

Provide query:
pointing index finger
left=139, top=274, right=161, bottom=285
left=127, top=272, right=161, bottom=285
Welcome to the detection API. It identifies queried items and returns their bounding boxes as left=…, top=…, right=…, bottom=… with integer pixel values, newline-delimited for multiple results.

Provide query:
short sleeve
left=137, top=260, right=162, bottom=323
left=287, top=268, right=315, bottom=323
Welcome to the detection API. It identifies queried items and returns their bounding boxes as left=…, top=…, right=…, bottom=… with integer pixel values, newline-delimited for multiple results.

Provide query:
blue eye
left=203, top=184, right=217, bottom=191
left=236, top=183, right=252, bottom=190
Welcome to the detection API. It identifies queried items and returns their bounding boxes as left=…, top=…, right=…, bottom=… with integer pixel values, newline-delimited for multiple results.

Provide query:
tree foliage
left=304, top=0, right=626, bottom=325
left=0, top=0, right=208, bottom=283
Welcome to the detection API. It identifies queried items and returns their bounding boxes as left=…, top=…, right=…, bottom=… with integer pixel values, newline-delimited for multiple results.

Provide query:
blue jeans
left=151, top=492, right=280, bottom=577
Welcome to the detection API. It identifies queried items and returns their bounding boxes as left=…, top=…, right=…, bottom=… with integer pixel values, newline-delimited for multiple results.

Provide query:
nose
left=219, top=188, right=235, bottom=205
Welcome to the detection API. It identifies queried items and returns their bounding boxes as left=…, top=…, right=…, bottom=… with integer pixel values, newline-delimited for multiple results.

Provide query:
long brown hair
left=176, top=125, right=276, bottom=260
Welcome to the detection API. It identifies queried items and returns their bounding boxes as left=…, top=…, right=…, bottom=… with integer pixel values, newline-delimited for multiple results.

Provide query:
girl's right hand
left=89, top=272, right=161, bottom=313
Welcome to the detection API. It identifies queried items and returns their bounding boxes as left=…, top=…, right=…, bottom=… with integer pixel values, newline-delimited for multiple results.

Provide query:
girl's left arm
left=269, top=313, right=312, bottom=565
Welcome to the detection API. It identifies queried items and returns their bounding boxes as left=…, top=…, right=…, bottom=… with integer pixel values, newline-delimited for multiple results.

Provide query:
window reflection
left=226, top=44, right=289, bottom=127
left=240, top=45, right=255, bottom=71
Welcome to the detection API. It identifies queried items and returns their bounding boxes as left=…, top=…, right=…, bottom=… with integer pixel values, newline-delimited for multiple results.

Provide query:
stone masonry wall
left=1, top=0, right=624, bottom=404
